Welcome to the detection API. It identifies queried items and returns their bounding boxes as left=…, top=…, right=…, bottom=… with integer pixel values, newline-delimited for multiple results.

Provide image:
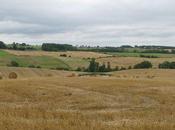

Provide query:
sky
left=0, top=0, right=175, bottom=46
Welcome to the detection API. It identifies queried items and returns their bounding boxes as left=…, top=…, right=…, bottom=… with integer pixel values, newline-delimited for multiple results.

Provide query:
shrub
left=36, top=66, right=41, bottom=68
left=134, top=61, right=152, bottom=69
left=60, top=54, right=67, bottom=57
left=120, top=67, right=126, bottom=70
left=159, top=61, right=175, bottom=69
left=56, top=67, right=69, bottom=71
left=128, top=66, right=132, bottom=69
left=9, top=61, right=19, bottom=67
left=140, top=55, right=158, bottom=58
left=76, top=67, right=82, bottom=71
left=114, top=66, right=119, bottom=71
left=28, top=64, right=35, bottom=68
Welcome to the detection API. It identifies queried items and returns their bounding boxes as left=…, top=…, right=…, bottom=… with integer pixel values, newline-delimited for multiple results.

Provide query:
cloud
left=0, top=0, right=175, bottom=46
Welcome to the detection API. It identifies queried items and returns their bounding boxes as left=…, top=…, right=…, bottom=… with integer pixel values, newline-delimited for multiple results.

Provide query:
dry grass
left=97, top=57, right=175, bottom=68
left=5, top=50, right=109, bottom=59
left=6, top=50, right=175, bottom=69
left=0, top=68, right=174, bottom=130
left=0, top=67, right=75, bottom=79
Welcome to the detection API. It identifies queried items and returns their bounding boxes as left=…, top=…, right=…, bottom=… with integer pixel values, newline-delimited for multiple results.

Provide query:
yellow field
left=0, top=67, right=77, bottom=81
left=97, top=57, right=175, bottom=68
left=5, top=50, right=175, bottom=69
left=0, top=67, right=174, bottom=130
left=5, top=50, right=109, bottom=59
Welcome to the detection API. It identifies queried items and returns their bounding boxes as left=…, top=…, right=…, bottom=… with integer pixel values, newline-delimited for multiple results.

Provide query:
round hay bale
left=0, top=75, right=3, bottom=80
left=9, top=72, right=18, bottom=79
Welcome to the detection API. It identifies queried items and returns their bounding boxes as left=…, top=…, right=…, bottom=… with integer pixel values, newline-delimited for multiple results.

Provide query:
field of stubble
left=0, top=68, right=174, bottom=130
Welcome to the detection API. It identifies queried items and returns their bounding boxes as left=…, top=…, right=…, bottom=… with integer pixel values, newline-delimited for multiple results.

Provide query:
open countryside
left=1, top=0, right=175, bottom=129
left=0, top=43, right=175, bottom=130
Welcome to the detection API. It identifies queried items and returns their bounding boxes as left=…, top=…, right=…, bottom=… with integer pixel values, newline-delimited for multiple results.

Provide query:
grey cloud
left=0, top=0, right=175, bottom=46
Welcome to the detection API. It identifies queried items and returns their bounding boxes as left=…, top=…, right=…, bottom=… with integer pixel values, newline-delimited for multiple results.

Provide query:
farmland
left=0, top=49, right=175, bottom=130
left=0, top=50, right=91, bottom=70
left=3, top=49, right=175, bottom=69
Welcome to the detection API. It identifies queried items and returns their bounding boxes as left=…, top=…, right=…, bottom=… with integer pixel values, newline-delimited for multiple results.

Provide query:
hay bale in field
left=0, top=75, right=3, bottom=80
left=8, top=72, right=18, bottom=79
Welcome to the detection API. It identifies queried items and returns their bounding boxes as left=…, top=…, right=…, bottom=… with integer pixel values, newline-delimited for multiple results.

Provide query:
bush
left=56, top=67, right=69, bottom=71
left=120, top=67, right=126, bottom=70
left=128, top=66, right=132, bottom=69
left=134, top=61, right=152, bottom=69
left=9, top=61, right=19, bottom=67
left=140, top=55, right=158, bottom=58
left=159, top=61, right=175, bottom=69
left=76, top=67, right=82, bottom=71
left=36, top=66, right=41, bottom=68
left=114, top=66, right=119, bottom=71
left=60, top=54, right=67, bottom=57
left=28, top=64, right=36, bottom=68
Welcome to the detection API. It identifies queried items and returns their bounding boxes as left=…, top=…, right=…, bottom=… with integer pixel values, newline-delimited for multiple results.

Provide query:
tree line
left=83, top=59, right=175, bottom=73
left=0, top=41, right=36, bottom=50
left=2, top=41, right=175, bottom=54
left=41, top=43, right=76, bottom=51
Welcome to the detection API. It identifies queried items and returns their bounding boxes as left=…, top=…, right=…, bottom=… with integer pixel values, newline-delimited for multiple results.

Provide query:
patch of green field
left=10, top=56, right=70, bottom=69
left=0, top=50, right=89, bottom=70
left=58, top=57, right=89, bottom=69
left=0, top=50, right=10, bottom=57
left=105, top=52, right=175, bottom=58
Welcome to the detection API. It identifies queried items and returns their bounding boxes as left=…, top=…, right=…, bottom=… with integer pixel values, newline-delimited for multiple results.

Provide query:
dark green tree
left=99, top=63, right=106, bottom=72
left=134, top=61, right=152, bottom=69
left=107, top=62, right=111, bottom=72
left=87, top=58, right=101, bottom=72
left=0, top=41, right=6, bottom=49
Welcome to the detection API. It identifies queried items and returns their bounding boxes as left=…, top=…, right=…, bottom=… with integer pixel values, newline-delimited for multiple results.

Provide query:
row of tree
left=159, top=61, right=175, bottom=69
left=42, top=43, right=76, bottom=51
left=85, top=59, right=154, bottom=73
left=86, top=58, right=112, bottom=72
left=1, top=41, right=175, bottom=54
left=85, top=59, right=175, bottom=73
left=0, top=41, right=35, bottom=50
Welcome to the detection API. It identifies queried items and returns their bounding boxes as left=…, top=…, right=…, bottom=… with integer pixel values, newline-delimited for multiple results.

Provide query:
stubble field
left=0, top=67, right=174, bottom=130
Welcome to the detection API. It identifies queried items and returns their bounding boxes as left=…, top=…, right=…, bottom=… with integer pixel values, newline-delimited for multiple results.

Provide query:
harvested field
left=97, top=57, right=175, bottom=68
left=0, top=67, right=76, bottom=79
left=5, top=50, right=109, bottom=59
left=0, top=68, right=174, bottom=130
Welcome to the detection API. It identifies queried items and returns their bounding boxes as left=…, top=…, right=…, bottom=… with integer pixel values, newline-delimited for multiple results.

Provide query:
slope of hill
left=0, top=50, right=89, bottom=70
left=0, top=67, right=75, bottom=79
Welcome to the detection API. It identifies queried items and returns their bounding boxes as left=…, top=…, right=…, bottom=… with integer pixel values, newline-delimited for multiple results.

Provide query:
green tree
left=134, top=61, right=152, bottom=69
left=107, top=62, right=111, bottom=72
left=99, top=63, right=106, bottom=72
left=88, top=58, right=99, bottom=72
left=0, top=41, right=6, bottom=49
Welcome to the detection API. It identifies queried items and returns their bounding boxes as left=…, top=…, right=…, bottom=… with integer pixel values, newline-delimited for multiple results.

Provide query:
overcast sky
left=0, top=0, right=175, bottom=46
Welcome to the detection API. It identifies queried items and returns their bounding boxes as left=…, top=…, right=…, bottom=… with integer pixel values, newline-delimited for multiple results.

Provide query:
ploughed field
left=0, top=67, right=174, bottom=130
